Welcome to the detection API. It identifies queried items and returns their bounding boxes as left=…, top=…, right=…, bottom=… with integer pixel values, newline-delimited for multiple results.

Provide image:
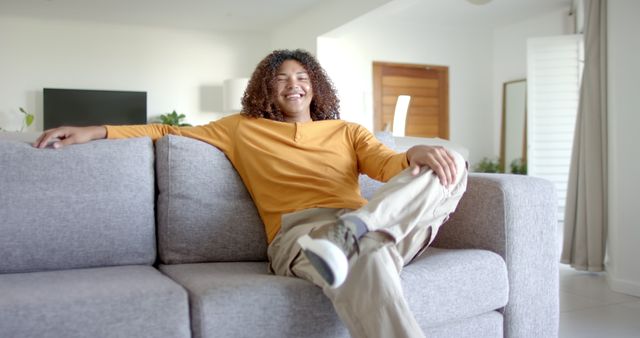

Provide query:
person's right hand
left=33, top=126, right=107, bottom=149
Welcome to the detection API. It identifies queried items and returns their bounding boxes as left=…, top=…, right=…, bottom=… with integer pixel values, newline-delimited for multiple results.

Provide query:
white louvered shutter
left=527, top=35, right=584, bottom=222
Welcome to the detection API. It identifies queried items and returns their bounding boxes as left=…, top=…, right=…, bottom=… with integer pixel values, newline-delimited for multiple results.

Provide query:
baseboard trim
left=606, top=274, right=640, bottom=298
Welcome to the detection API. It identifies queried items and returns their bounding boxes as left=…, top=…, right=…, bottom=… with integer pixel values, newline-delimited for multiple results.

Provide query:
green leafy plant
left=510, top=158, right=527, bottom=175
left=473, top=157, right=503, bottom=173
left=159, top=110, right=191, bottom=127
left=0, top=107, right=35, bottom=132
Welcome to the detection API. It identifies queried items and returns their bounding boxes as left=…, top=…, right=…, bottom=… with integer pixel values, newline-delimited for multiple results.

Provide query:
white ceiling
left=369, top=0, right=572, bottom=29
left=0, top=0, right=572, bottom=33
left=0, top=0, right=325, bottom=32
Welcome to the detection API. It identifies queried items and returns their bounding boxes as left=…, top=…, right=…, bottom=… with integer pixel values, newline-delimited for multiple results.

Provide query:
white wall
left=0, top=16, right=271, bottom=130
left=492, top=8, right=570, bottom=155
left=317, top=21, right=494, bottom=164
left=607, top=0, right=640, bottom=297
left=270, top=0, right=390, bottom=54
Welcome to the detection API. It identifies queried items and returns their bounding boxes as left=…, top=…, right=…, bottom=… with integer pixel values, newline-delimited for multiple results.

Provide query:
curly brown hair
left=241, top=49, right=340, bottom=121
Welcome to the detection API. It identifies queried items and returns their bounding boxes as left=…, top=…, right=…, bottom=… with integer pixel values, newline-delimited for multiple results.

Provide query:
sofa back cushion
left=0, top=138, right=156, bottom=274
left=358, top=132, right=394, bottom=200
left=155, top=135, right=267, bottom=264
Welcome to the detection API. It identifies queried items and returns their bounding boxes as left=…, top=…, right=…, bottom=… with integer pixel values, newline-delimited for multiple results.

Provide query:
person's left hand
left=406, top=145, right=457, bottom=186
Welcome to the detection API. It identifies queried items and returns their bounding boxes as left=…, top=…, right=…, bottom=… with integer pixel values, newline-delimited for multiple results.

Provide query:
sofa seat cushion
left=0, top=265, right=190, bottom=338
left=160, top=247, right=508, bottom=338
left=161, top=261, right=347, bottom=338
left=427, top=310, right=503, bottom=338
left=402, top=247, right=509, bottom=326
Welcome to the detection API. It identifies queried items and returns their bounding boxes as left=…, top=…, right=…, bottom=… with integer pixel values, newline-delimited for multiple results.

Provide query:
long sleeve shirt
left=106, top=114, right=409, bottom=243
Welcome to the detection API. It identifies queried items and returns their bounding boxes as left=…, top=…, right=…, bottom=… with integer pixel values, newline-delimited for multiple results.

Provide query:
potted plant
left=509, top=158, right=527, bottom=175
left=473, top=157, right=503, bottom=173
left=158, top=110, right=191, bottom=127
left=0, top=107, right=35, bottom=132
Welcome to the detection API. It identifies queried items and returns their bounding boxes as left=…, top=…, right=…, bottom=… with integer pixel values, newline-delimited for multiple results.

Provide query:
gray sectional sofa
left=0, top=135, right=559, bottom=338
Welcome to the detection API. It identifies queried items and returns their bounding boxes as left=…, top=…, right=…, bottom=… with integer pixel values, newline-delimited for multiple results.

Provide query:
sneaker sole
left=297, top=235, right=348, bottom=288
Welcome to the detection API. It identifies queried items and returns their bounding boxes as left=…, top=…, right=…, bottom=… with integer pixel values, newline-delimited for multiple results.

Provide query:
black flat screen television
left=43, top=88, right=147, bottom=129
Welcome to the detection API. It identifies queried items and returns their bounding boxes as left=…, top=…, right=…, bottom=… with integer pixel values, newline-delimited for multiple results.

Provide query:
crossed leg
left=268, top=151, right=468, bottom=338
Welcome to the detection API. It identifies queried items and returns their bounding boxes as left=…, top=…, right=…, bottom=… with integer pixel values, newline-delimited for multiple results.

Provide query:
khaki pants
left=268, top=152, right=468, bottom=338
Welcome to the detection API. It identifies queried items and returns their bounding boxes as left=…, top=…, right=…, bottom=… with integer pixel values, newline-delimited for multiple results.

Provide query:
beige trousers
left=268, top=152, right=468, bottom=338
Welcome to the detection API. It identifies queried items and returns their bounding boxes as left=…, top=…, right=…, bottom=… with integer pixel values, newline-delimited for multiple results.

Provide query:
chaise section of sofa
left=153, top=135, right=557, bottom=338
left=0, top=138, right=190, bottom=338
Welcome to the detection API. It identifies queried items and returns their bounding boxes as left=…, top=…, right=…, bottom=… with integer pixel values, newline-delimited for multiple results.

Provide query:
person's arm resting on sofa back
left=33, top=126, right=107, bottom=149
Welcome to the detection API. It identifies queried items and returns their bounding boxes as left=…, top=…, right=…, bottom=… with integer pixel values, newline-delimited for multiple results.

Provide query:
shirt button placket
left=294, top=122, right=302, bottom=142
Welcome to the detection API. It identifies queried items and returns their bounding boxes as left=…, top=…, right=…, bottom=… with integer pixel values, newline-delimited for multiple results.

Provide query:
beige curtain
left=562, top=0, right=608, bottom=271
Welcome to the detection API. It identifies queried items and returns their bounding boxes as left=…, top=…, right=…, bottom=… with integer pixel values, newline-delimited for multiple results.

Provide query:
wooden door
left=372, top=62, right=449, bottom=139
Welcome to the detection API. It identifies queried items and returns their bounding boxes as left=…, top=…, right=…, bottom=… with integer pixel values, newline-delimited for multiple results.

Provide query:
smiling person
left=34, top=49, right=468, bottom=338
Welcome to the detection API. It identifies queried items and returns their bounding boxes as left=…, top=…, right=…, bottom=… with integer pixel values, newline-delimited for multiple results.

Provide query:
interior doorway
left=372, top=62, right=449, bottom=139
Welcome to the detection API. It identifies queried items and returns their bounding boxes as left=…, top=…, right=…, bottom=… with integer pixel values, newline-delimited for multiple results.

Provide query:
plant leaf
left=25, top=114, right=34, bottom=127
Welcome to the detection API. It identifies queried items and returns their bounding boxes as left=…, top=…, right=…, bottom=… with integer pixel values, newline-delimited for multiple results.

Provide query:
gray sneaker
left=297, top=221, right=360, bottom=288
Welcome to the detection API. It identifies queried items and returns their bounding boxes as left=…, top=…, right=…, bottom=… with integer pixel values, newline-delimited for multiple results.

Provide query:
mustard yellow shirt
left=106, top=114, right=408, bottom=243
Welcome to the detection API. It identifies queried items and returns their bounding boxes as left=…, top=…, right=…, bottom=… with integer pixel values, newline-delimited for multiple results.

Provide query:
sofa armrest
left=432, top=173, right=559, bottom=338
